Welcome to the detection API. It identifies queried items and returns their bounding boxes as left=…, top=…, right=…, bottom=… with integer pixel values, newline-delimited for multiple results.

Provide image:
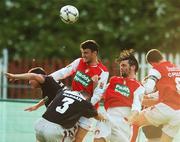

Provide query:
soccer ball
left=60, top=5, right=79, bottom=24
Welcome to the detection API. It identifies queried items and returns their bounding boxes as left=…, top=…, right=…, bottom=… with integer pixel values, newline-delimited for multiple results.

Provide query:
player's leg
left=35, top=117, right=68, bottom=142
left=34, top=118, right=46, bottom=142
left=94, top=120, right=111, bottom=142
left=74, top=117, right=94, bottom=142
left=94, top=138, right=106, bottom=142
left=160, top=110, right=180, bottom=142
left=142, top=125, right=162, bottom=142
left=160, top=132, right=172, bottom=142
left=132, top=104, right=179, bottom=142
left=105, top=107, right=132, bottom=142
left=74, top=127, right=88, bottom=142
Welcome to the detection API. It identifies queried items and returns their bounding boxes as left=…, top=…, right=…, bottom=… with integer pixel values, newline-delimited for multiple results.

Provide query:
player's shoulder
left=153, top=61, right=172, bottom=70
left=74, top=58, right=82, bottom=63
left=97, top=61, right=108, bottom=72
left=71, top=58, right=83, bottom=66
left=129, top=78, right=141, bottom=86
left=110, top=76, right=121, bottom=81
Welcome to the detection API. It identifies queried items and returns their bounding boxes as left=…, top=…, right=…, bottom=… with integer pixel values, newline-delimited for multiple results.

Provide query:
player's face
left=81, top=48, right=97, bottom=64
left=119, top=60, right=131, bottom=77
left=29, top=80, right=39, bottom=88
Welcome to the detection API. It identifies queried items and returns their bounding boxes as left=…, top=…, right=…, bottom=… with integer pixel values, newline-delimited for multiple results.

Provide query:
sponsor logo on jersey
left=168, top=72, right=180, bottom=77
left=115, top=84, right=130, bottom=97
left=85, top=68, right=89, bottom=73
left=74, top=71, right=91, bottom=87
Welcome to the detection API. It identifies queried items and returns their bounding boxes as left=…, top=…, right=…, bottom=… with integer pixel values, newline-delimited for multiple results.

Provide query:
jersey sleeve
left=50, top=58, right=81, bottom=80
left=90, top=71, right=109, bottom=105
left=131, top=85, right=145, bottom=112
left=143, top=68, right=161, bottom=94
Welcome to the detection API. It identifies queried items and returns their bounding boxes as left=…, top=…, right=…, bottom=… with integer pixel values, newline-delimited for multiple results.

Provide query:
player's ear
left=130, top=65, right=136, bottom=72
left=93, top=51, right=98, bottom=56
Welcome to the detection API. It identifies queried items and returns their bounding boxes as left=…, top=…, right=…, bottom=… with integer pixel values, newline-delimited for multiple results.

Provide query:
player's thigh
left=43, top=121, right=65, bottom=142
left=94, top=121, right=111, bottom=142
left=160, top=132, right=173, bottom=142
left=110, top=117, right=131, bottom=142
left=143, top=103, right=178, bottom=127
left=142, top=125, right=162, bottom=139
left=34, top=118, right=46, bottom=142
left=75, top=117, right=94, bottom=142
left=74, top=126, right=88, bottom=142
left=35, top=118, right=65, bottom=142
left=137, top=107, right=163, bottom=127
left=110, top=126, right=130, bottom=142
left=94, top=138, right=106, bottom=142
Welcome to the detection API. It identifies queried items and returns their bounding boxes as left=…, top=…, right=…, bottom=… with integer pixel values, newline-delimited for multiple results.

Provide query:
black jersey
left=42, top=90, right=98, bottom=129
left=40, top=76, right=64, bottom=107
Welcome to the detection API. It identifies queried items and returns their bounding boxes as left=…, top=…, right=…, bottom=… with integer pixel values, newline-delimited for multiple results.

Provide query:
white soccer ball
left=60, top=5, right=79, bottom=24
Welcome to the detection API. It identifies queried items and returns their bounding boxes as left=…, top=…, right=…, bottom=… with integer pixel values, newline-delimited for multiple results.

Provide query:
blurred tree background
left=0, top=0, right=180, bottom=61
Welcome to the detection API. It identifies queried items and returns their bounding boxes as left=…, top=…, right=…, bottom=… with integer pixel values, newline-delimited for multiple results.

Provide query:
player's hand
left=24, top=105, right=38, bottom=112
left=4, top=73, right=17, bottom=82
left=91, top=75, right=100, bottom=83
left=95, top=113, right=107, bottom=121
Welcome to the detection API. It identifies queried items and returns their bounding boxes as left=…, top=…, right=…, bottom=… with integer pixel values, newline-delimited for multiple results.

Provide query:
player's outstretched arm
left=142, top=96, right=159, bottom=107
left=5, top=72, right=45, bottom=83
left=24, top=99, right=45, bottom=112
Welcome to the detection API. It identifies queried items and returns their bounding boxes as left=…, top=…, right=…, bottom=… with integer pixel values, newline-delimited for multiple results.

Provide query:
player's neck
left=128, top=73, right=136, bottom=79
left=87, top=58, right=98, bottom=66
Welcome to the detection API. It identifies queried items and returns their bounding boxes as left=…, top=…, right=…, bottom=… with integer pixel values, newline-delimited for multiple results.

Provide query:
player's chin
left=83, top=58, right=88, bottom=63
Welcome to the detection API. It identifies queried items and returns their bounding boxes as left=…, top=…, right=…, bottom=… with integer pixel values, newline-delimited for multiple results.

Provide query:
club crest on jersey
left=85, top=68, right=89, bottom=73
left=99, top=82, right=104, bottom=89
left=115, top=84, right=130, bottom=97
left=74, top=71, right=91, bottom=87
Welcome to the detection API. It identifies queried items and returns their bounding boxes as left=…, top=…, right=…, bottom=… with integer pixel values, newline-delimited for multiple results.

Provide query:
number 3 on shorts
left=175, top=77, right=180, bottom=94
left=56, top=97, right=75, bottom=114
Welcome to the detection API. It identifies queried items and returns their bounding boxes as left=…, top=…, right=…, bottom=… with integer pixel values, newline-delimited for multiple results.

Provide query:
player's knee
left=94, top=138, right=106, bottom=142
left=74, top=127, right=88, bottom=142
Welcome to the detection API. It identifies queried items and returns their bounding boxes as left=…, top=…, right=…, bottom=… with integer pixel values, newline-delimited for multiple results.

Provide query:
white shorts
left=35, top=117, right=78, bottom=142
left=78, top=116, right=95, bottom=131
left=94, top=107, right=131, bottom=142
left=94, top=119, right=111, bottom=142
left=143, top=103, right=180, bottom=138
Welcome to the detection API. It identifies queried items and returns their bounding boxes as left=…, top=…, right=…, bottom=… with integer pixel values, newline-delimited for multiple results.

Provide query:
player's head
left=79, top=90, right=91, bottom=101
left=116, top=49, right=139, bottom=77
left=28, top=67, right=46, bottom=88
left=146, top=49, right=163, bottom=66
left=80, top=40, right=99, bottom=64
left=28, top=67, right=46, bottom=75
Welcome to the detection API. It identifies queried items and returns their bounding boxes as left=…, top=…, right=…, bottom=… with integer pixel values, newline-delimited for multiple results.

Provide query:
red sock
left=130, top=125, right=139, bottom=142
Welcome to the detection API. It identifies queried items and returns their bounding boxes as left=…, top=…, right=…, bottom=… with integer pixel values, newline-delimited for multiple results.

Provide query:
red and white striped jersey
left=50, top=58, right=109, bottom=106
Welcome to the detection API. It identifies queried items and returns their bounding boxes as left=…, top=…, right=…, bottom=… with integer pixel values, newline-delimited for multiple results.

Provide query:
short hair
left=115, top=49, right=139, bottom=73
left=28, top=67, right=46, bottom=75
left=146, top=49, right=163, bottom=63
left=79, top=90, right=90, bottom=101
left=80, top=40, right=99, bottom=53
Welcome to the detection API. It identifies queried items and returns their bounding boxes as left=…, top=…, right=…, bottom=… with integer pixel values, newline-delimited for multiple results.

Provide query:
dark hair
left=115, top=49, right=139, bottom=73
left=79, top=90, right=90, bottom=101
left=146, top=49, right=163, bottom=63
left=80, top=40, right=99, bottom=53
left=28, top=67, right=46, bottom=75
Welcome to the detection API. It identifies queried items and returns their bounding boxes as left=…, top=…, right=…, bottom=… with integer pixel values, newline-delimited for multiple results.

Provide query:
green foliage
left=0, top=0, right=180, bottom=60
